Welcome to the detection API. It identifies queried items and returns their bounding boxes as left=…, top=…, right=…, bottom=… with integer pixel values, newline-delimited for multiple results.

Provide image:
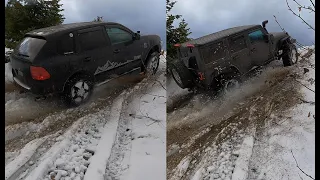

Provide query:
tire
left=63, top=74, right=93, bottom=107
left=145, top=52, right=160, bottom=75
left=170, top=60, right=194, bottom=89
left=282, top=43, right=298, bottom=67
left=217, top=72, right=241, bottom=93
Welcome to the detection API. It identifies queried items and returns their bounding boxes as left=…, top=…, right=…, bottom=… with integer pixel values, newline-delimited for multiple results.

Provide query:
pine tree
left=166, top=0, right=191, bottom=59
left=5, top=0, right=65, bottom=48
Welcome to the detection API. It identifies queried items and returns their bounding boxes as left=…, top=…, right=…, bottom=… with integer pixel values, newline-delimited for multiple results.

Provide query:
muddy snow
left=167, top=47, right=315, bottom=180
left=5, top=54, right=167, bottom=180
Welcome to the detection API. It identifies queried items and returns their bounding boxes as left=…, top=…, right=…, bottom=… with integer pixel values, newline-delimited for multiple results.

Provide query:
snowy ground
left=5, top=54, right=166, bottom=180
left=167, top=47, right=315, bottom=180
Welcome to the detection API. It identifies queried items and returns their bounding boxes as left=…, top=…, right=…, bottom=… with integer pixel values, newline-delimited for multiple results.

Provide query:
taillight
left=198, top=72, right=205, bottom=81
left=174, top=44, right=181, bottom=47
left=30, top=66, right=51, bottom=80
left=186, top=44, right=195, bottom=48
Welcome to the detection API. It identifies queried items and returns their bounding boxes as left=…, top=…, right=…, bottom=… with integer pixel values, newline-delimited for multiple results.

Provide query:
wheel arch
left=278, top=36, right=291, bottom=50
left=145, top=45, right=160, bottom=61
left=142, top=45, right=161, bottom=71
left=62, top=70, right=95, bottom=92
left=209, top=64, right=241, bottom=87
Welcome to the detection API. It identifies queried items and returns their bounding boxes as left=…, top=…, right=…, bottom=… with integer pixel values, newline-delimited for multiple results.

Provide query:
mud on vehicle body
left=10, top=21, right=161, bottom=106
left=170, top=20, right=298, bottom=91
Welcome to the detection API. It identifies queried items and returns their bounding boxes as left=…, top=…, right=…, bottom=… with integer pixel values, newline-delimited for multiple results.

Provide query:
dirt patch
left=166, top=65, right=303, bottom=179
left=5, top=82, right=22, bottom=93
left=5, top=96, right=113, bottom=152
left=5, top=75, right=144, bottom=152
left=5, top=71, right=165, bottom=153
left=166, top=92, right=195, bottom=113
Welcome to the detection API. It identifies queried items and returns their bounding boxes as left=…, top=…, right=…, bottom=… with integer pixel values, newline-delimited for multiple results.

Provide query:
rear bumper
left=13, top=75, right=63, bottom=95
left=13, top=77, right=31, bottom=90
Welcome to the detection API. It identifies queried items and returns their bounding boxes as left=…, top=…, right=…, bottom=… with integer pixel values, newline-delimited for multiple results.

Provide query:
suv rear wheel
left=217, top=72, right=241, bottom=93
left=63, top=75, right=93, bottom=107
left=282, top=43, right=298, bottom=67
left=170, top=60, right=194, bottom=89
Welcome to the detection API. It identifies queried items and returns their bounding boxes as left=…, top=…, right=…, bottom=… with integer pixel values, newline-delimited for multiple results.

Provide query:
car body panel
left=10, top=22, right=161, bottom=95
left=174, top=23, right=293, bottom=89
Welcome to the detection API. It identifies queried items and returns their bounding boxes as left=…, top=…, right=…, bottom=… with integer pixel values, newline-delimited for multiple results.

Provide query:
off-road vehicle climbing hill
left=169, top=20, right=298, bottom=92
left=10, top=21, right=161, bottom=106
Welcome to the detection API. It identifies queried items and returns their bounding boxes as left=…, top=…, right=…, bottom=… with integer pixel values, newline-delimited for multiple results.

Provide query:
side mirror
left=133, top=31, right=141, bottom=40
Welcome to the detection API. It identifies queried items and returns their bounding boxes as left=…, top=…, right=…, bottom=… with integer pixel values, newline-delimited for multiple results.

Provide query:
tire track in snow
left=83, top=95, right=125, bottom=180
left=104, top=68, right=166, bottom=179
left=5, top=136, right=48, bottom=180
left=24, top=117, right=90, bottom=180
left=22, top=100, right=116, bottom=180
left=5, top=80, right=130, bottom=153
left=7, top=90, right=122, bottom=180
left=6, top=132, right=62, bottom=180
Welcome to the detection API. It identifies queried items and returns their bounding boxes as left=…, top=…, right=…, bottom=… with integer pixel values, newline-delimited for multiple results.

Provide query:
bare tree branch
left=292, top=0, right=315, bottom=12
left=286, top=0, right=315, bottom=31
left=272, top=15, right=308, bottom=51
left=291, top=150, right=315, bottom=180
left=297, top=97, right=315, bottom=105
left=129, top=114, right=161, bottom=123
left=309, top=0, right=315, bottom=9
left=273, top=15, right=286, bottom=32
left=294, top=79, right=315, bottom=93
left=143, top=93, right=166, bottom=98
left=155, top=79, right=167, bottom=90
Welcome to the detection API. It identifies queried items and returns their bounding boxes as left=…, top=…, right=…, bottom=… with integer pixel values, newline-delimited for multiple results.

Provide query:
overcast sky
left=171, top=0, right=315, bottom=46
left=60, top=0, right=166, bottom=47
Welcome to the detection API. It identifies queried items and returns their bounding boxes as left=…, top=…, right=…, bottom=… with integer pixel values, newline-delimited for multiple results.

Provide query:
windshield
left=15, top=37, right=46, bottom=61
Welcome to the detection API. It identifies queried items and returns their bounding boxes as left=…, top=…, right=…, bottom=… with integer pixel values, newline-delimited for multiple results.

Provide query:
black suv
left=170, top=20, right=298, bottom=91
left=10, top=22, right=161, bottom=106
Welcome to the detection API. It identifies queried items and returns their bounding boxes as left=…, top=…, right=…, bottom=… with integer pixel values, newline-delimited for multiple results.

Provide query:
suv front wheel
left=145, top=52, right=160, bottom=76
left=282, top=44, right=298, bottom=67
left=63, top=75, right=93, bottom=107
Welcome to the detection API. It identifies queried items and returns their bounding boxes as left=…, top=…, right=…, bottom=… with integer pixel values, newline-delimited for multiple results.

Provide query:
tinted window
left=79, top=30, right=107, bottom=51
left=106, top=27, right=132, bottom=44
left=202, top=41, right=226, bottom=64
left=229, top=35, right=247, bottom=53
left=248, top=30, right=264, bottom=43
left=57, top=33, right=74, bottom=55
left=15, top=37, right=46, bottom=61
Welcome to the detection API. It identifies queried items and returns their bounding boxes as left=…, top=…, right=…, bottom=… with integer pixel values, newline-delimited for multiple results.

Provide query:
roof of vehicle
left=181, top=25, right=260, bottom=46
left=25, top=21, right=123, bottom=39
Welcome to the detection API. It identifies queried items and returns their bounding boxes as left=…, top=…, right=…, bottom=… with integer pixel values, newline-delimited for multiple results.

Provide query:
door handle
left=113, top=49, right=120, bottom=54
left=84, top=57, right=92, bottom=62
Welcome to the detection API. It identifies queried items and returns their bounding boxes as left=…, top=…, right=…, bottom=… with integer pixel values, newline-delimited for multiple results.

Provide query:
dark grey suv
left=170, top=20, right=298, bottom=91
left=10, top=21, right=161, bottom=106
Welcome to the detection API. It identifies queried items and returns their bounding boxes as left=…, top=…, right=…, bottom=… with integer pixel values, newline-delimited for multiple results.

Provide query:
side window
left=79, top=30, right=107, bottom=51
left=202, top=41, right=226, bottom=64
left=106, top=27, right=132, bottom=44
left=229, top=35, right=247, bottom=53
left=248, top=30, right=264, bottom=43
left=57, top=33, right=74, bottom=55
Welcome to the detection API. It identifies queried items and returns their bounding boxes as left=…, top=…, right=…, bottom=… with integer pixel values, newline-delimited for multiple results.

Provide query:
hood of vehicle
left=270, top=32, right=288, bottom=42
left=141, top=34, right=161, bottom=41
